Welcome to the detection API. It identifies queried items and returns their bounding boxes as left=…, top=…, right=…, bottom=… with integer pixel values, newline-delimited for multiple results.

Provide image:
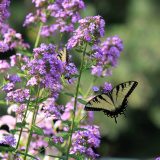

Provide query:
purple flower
left=27, top=77, right=37, bottom=86
left=30, top=135, right=48, bottom=152
left=91, top=35, right=123, bottom=76
left=6, top=74, right=21, bottom=83
left=23, top=10, right=47, bottom=26
left=0, top=41, right=9, bottom=52
left=103, top=82, right=112, bottom=93
left=2, top=82, right=15, bottom=92
left=24, top=0, right=85, bottom=36
left=70, top=125, right=100, bottom=159
left=3, top=28, right=29, bottom=49
left=0, top=0, right=10, bottom=23
left=91, top=65, right=103, bottom=76
left=41, top=0, right=85, bottom=36
left=32, top=0, right=46, bottom=7
left=7, top=89, right=30, bottom=103
left=86, top=148, right=99, bottom=159
left=0, top=135, right=16, bottom=147
left=155, top=157, right=160, bottom=160
left=52, top=135, right=64, bottom=144
left=25, top=43, right=64, bottom=98
left=41, top=98, right=64, bottom=118
left=0, top=60, right=10, bottom=72
left=13, top=104, right=26, bottom=118
left=66, top=16, right=105, bottom=49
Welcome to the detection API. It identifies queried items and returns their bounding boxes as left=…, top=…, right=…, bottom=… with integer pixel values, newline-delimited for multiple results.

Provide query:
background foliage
left=1, top=0, right=160, bottom=158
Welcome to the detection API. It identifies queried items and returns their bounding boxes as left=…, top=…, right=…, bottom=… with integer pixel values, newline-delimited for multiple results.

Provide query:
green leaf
left=69, top=154, right=84, bottom=159
left=10, top=129, right=18, bottom=134
left=0, top=146, right=15, bottom=152
left=62, top=120, right=72, bottom=126
left=0, top=100, right=6, bottom=105
left=47, top=155, right=65, bottom=160
left=61, top=92, right=74, bottom=97
left=32, top=125, right=44, bottom=135
left=57, top=132, right=71, bottom=139
left=16, top=121, right=26, bottom=128
left=77, top=98, right=87, bottom=105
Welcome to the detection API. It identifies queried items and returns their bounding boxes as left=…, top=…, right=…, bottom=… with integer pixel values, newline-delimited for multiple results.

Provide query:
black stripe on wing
left=125, top=81, right=138, bottom=99
left=84, top=94, right=112, bottom=111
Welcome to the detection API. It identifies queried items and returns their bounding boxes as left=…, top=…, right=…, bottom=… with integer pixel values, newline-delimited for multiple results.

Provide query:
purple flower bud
left=92, top=86, right=99, bottom=92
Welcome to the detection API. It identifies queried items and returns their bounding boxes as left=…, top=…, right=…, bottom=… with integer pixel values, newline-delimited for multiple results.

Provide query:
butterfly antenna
left=114, top=117, right=117, bottom=124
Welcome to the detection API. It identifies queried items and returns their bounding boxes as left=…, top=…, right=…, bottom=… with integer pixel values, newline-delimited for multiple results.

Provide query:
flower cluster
left=24, top=0, right=85, bottom=36
left=24, top=43, right=64, bottom=98
left=41, top=98, right=64, bottom=118
left=0, top=0, right=29, bottom=75
left=70, top=125, right=100, bottom=159
left=66, top=16, right=105, bottom=49
left=2, top=28, right=29, bottom=50
left=23, top=10, right=46, bottom=27
left=3, top=74, right=21, bottom=92
left=0, top=0, right=10, bottom=23
left=0, top=135, right=16, bottom=147
left=41, top=0, right=85, bottom=36
left=0, top=0, right=29, bottom=50
left=0, top=41, right=9, bottom=52
left=91, top=35, right=123, bottom=76
left=92, top=82, right=112, bottom=93
left=6, top=89, right=30, bottom=103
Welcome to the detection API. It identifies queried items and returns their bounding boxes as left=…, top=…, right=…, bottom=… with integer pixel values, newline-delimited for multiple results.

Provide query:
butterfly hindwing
left=85, top=81, right=138, bottom=123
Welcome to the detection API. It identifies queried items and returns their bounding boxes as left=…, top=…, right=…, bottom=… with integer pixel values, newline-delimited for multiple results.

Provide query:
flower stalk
left=66, top=43, right=87, bottom=159
left=24, top=87, right=40, bottom=160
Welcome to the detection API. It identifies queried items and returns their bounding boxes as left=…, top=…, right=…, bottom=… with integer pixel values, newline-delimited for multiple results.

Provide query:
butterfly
left=84, top=81, right=138, bottom=123
left=59, top=47, right=69, bottom=64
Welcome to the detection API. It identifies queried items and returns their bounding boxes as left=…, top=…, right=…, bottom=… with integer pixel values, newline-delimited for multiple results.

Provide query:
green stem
left=15, top=97, right=31, bottom=150
left=24, top=87, right=40, bottom=160
left=34, top=23, right=43, bottom=48
left=66, top=44, right=87, bottom=160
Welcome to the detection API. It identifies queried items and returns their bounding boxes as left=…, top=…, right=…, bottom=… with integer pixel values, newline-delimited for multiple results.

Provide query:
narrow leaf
left=32, top=125, right=44, bottom=135
left=77, top=98, right=87, bottom=105
left=47, top=155, right=65, bottom=160
left=61, top=92, right=74, bottom=97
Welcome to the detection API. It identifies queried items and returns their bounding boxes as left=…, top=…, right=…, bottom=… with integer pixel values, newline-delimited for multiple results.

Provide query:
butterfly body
left=85, top=81, right=138, bottom=123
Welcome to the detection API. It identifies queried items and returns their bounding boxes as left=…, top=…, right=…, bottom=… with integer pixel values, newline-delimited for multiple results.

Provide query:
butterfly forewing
left=111, top=81, right=138, bottom=109
left=85, top=94, right=115, bottom=111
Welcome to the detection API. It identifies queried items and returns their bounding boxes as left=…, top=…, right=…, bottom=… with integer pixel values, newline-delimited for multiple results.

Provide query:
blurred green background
left=4, top=0, right=160, bottom=159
